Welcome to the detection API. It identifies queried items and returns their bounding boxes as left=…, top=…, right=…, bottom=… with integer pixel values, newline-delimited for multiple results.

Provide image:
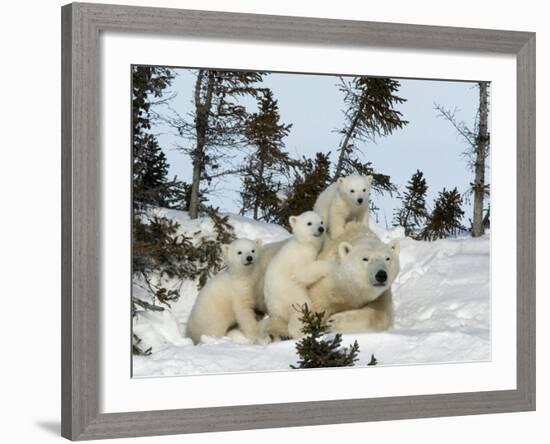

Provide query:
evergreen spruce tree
left=133, top=134, right=170, bottom=207
left=131, top=67, right=237, bottom=355
left=132, top=66, right=186, bottom=209
left=334, top=76, right=408, bottom=196
left=241, top=90, right=293, bottom=221
left=132, top=334, right=153, bottom=356
left=132, top=66, right=182, bottom=320
left=393, top=170, right=429, bottom=237
left=291, top=305, right=360, bottom=369
left=420, top=187, right=465, bottom=241
left=275, top=152, right=332, bottom=229
left=163, top=70, right=265, bottom=219
left=132, top=207, right=236, bottom=357
left=133, top=210, right=236, bottom=298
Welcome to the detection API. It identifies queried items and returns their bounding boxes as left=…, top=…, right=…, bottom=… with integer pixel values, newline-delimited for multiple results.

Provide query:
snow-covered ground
left=133, top=209, right=490, bottom=377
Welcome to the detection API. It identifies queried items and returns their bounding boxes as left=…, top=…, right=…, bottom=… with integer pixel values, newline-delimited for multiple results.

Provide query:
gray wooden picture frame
left=61, top=2, right=536, bottom=440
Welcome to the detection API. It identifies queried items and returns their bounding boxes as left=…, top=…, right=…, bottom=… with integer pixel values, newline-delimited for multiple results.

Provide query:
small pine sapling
left=291, top=304, right=360, bottom=369
left=367, top=354, right=378, bottom=366
left=132, top=334, right=152, bottom=356
left=393, top=170, right=429, bottom=238
left=132, top=207, right=236, bottom=355
left=420, top=187, right=466, bottom=241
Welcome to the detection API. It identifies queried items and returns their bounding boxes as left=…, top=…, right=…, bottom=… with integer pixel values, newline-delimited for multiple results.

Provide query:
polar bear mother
left=313, top=225, right=400, bottom=333
left=261, top=223, right=400, bottom=338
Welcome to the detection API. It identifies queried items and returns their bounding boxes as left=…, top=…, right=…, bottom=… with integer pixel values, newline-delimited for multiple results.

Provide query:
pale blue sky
left=151, top=69, right=489, bottom=228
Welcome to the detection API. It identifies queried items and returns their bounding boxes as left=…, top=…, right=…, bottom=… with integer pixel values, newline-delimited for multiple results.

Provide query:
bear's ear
left=338, top=242, right=353, bottom=259
left=255, top=239, right=263, bottom=248
left=337, top=177, right=345, bottom=188
left=388, top=239, right=400, bottom=255
left=366, top=175, right=373, bottom=185
left=221, top=244, right=230, bottom=258
left=289, top=216, right=298, bottom=228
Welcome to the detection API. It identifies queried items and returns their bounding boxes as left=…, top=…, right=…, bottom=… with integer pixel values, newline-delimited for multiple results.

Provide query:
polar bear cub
left=186, top=238, right=262, bottom=344
left=314, top=174, right=373, bottom=239
left=264, top=211, right=332, bottom=339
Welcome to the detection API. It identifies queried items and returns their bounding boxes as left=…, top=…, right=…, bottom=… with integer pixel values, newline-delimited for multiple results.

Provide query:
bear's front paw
left=255, top=333, right=272, bottom=345
left=326, top=313, right=348, bottom=333
left=268, top=334, right=291, bottom=342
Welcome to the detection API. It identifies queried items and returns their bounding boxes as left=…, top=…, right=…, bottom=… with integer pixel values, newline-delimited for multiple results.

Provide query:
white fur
left=186, top=238, right=263, bottom=344
left=312, top=229, right=401, bottom=333
left=252, top=239, right=286, bottom=315
left=258, top=225, right=400, bottom=339
left=314, top=174, right=373, bottom=239
left=263, top=211, right=331, bottom=338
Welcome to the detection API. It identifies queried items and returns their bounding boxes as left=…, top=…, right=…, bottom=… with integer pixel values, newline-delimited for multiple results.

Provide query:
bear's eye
left=362, top=257, right=369, bottom=262
left=363, top=188, right=366, bottom=192
left=350, top=189, right=355, bottom=193
left=320, top=221, right=324, bottom=225
left=307, top=222, right=312, bottom=226
left=237, top=251, right=242, bottom=255
left=251, top=250, right=255, bottom=253
left=385, top=257, right=391, bottom=261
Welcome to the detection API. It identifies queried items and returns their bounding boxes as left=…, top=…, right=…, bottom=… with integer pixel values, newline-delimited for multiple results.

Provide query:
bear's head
left=337, top=174, right=373, bottom=211
left=336, top=238, right=400, bottom=303
left=222, top=238, right=262, bottom=273
left=289, top=211, right=325, bottom=246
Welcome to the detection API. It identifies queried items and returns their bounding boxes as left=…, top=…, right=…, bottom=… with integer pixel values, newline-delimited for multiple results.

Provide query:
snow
left=133, top=210, right=490, bottom=377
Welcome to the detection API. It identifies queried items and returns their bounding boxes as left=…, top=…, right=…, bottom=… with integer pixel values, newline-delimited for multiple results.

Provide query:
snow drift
left=132, top=208, right=490, bottom=377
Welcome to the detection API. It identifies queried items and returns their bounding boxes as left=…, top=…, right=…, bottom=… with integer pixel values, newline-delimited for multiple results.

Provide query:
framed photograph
left=61, top=2, right=535, bottom=440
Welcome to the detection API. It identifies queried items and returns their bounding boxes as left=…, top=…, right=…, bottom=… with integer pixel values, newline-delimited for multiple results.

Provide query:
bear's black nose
left=246, top=256, right=253, bottom=262
left=358, top=198, right=364, bottom=204
left=318, top=226, right=324, bottom=234
left=375, top=270, right=388, bottom=283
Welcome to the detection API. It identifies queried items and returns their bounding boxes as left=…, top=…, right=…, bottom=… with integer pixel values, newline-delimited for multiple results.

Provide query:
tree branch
left=434, top=103, right=476, bottom=148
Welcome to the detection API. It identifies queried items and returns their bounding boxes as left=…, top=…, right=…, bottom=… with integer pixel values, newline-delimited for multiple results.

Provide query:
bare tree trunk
left=253, top=154, right=265, bottom=220
left=189, top=70, right=215, bottom=219
left=252, top=200, right=259, bottom=220
left=472, top=82, right=489, bottom=237
left=189, top=158, right=202, bottom=219
left=334, top=109, right=361, bottom=178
